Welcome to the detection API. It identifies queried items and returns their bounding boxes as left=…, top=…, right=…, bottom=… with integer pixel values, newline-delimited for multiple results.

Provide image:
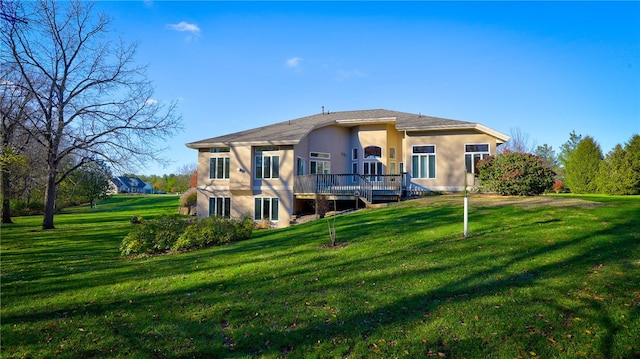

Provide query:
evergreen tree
left=596, top=134, right=640, bottom=195
left=565, top=136, right=603, bottom=193
left=535, top=144, right=558, bottom=167
left=597, top=144, right=631, bottom=194
left=558, top=131, right=582, bottom=169
left=625, top=134, right=640, bottom=194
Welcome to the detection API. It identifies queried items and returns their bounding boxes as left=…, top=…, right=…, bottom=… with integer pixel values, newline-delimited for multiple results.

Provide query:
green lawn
left=1, top=194, right=639, bottom=358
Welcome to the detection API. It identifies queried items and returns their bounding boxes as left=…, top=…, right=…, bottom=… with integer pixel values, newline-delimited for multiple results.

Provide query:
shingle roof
left=112, top=176, right=148, bottom=190
left=186, top=109, right=508, bottom=148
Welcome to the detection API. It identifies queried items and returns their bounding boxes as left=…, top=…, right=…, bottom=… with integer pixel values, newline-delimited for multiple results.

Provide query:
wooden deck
left=293, top=174, right=406, bottom=203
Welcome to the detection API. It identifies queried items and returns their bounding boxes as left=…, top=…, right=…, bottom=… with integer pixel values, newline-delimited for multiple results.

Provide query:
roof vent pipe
left=322, top=106, right=325, bottom=115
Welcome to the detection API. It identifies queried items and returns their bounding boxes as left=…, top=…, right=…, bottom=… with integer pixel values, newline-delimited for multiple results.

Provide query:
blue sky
left=96, top=1, right=640, bottom=176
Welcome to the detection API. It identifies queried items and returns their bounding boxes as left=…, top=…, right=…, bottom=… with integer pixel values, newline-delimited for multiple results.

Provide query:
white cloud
left=145, top=98, right=158, bottom=106
left=336, top=69, right=366, bottom=81
left=285, top=57, right=302, bottom=68
left=167, top=21, right=201, bottom=35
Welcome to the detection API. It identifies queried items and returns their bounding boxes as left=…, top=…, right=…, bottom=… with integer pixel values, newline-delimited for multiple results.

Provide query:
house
left=110, top=176, right=154, bottom=194
left=186, top=109, right=509, bottom=228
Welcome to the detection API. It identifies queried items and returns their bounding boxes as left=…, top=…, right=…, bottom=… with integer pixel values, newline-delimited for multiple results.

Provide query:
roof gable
left=112, top=176, right=148, bottom=190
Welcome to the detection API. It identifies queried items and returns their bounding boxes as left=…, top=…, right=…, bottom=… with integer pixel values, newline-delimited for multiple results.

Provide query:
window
left=210, top=147, right=230, bottom=153
left=364, top=146, right=382, bottom=159
left=352, top=148, right=358, bottom=160
left=411, top=145, right=436, bottom=179
left=310, top=152, right=330, bottom=174
left=255, top=147, right=280, bottom=179
left=389, top=162, right=397, bottom=174
left=209, top=157, right=230, bottom=179
left=465, top=143, right=490, bottom=174
left=254, top=197, right=279, bottom=221
left=389, top=147, right=396, bottom=160
left=296, top=157, right=306, bottom=176
left=310, top=152, right=330, bottom=159
left=209, top=197, right=231, bottom=218
left=364, top=161, right=383, bottom=181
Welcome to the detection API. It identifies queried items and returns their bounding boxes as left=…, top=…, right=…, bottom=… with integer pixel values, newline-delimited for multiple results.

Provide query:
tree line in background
left=478, top=130, right=640, bottom=196
left=124, top=165, right=197, bottom=194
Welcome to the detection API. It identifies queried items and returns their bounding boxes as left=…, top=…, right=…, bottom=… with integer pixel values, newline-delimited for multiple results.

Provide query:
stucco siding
left=405, top=131, right=498, bottom=191
left=306, top=126, right=351, bottom=173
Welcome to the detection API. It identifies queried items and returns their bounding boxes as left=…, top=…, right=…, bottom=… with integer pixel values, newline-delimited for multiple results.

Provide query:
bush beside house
left=178, top=187, right=197, bottom=215
left=120, top=213, right=253, bottom=256
left=477, top=152, right=555, bottom=196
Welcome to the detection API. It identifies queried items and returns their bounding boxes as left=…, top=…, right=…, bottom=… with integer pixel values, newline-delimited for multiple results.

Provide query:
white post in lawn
left=464, top=196, right=469, bottom=238
left=463, top=169, right=469, bottom=238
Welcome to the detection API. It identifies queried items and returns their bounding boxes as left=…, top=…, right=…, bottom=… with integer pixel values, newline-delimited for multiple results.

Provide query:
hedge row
left=120, top=214, right=253, bottom=256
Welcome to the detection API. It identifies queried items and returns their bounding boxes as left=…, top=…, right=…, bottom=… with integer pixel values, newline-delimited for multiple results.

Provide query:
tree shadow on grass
left=2, top=199, right=639, bottom=358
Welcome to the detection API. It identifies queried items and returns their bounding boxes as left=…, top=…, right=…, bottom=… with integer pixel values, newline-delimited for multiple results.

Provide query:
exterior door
left=363, top=161, right=383, bottom=181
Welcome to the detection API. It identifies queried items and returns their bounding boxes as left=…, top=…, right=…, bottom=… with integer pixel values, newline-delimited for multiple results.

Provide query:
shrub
left=10, top=200, right=45, bottom=216
left=172, top=215, right=254, bottom=252
left=179, top=187, right=198, bottom=207
left=477, top=152, right=554, bottom=196
left=120, top=214, right=192, bottom=256
left=130, top=215, right=143, bottom=224
left=552, top=181, right=565, bottom=194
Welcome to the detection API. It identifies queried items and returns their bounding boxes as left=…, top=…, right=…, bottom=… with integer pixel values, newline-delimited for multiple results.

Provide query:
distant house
left=186, top=109, right=509, bottom=228
left=110, top=176, right=153, bottom=194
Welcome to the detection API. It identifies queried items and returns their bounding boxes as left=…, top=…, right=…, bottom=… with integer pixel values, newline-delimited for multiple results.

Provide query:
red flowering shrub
left=477, top=152, right=555, bottom=196
left=552, top=181, right=565, bottom=193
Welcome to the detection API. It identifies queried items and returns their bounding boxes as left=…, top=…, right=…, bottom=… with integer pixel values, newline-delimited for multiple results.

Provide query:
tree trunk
left=1, top=166, right=13, bottom=224
left=42, top=170, right=57, bottom=230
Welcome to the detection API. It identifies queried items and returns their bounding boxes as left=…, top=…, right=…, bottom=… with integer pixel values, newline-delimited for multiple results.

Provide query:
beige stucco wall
left=305, top=126, right=351, bottom=172
left=196, top=145, right=294, bottom=228
left=349, top=124, right=403, bottom=174
left=194, top=123, right=505, bottom=228
left=405, top=130, right=500, bottom=191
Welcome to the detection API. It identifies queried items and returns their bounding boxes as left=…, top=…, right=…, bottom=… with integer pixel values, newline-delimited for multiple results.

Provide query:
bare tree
left=1, top=0, right=182, bottom=229
left=498, top=127, right=536, bottom=154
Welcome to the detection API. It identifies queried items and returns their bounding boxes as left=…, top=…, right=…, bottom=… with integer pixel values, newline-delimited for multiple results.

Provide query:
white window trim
left=209, top=197, right=231, bottom=217
left=255, top=149, right=280, bottom=179
left=209, top=156, right=230, bottom=180
left=254, top=197, right=279, bottom=222
left=411, top=144, right=437, bottom=179
left=310, top=151, right=331, bottom=159
left=464, top=143, right=490, bottom=174
left=364, top=145, right=382, bottom=159
left=296, top=157, right=306, bottom=176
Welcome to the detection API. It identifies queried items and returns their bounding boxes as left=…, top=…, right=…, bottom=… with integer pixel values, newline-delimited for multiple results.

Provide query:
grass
left=1, top=194, right=639, bottom=358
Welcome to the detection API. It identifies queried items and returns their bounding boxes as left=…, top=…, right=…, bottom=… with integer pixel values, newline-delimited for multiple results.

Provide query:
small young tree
left=477, top=152, right=554, bottom=196
left=564, top=136, right=603, bottom=194
left=73, top=160, right=112, bottom=207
